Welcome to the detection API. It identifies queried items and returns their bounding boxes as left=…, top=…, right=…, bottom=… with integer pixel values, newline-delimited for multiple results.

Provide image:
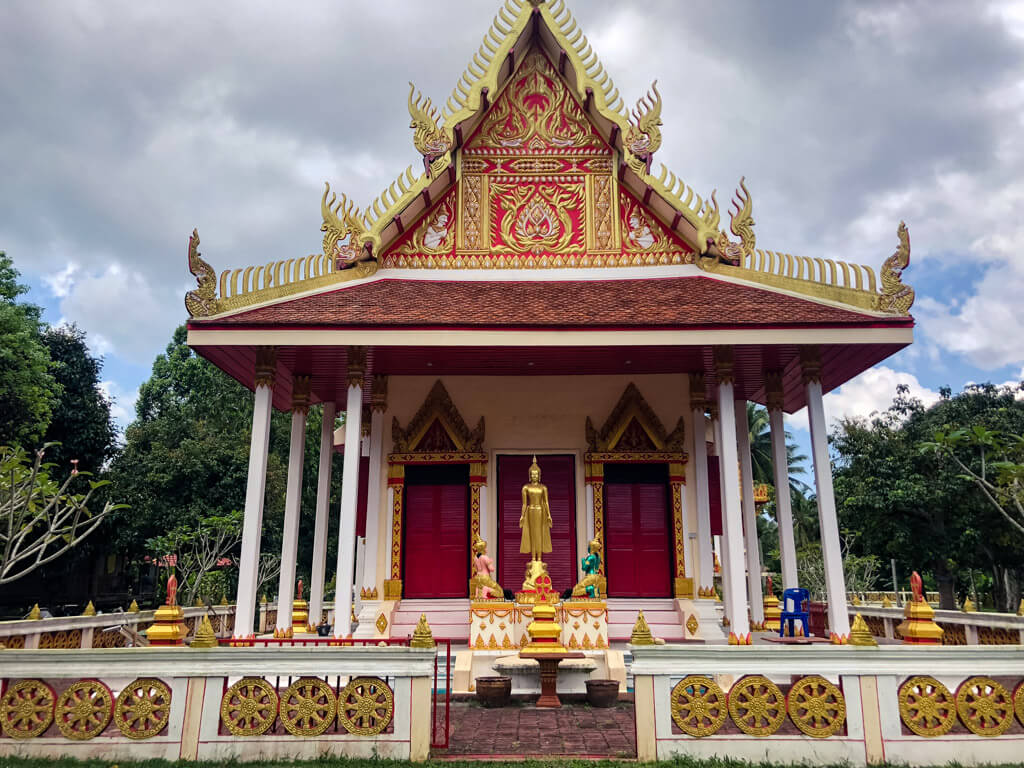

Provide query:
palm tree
left=746, top=403, right=810, bottom=493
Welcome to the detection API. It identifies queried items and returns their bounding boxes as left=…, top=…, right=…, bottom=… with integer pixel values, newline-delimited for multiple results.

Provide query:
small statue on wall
left=572, top=538, right=603, bottom=599
left=470, top=536, right=505, bottom=600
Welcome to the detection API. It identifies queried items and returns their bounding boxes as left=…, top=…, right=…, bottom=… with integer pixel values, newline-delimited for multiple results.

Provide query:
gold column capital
left=254, top=347, right=278, bottom=390
left=370, top=374, right=389, bottom=413
left=291, top=376, right=311, bottom=415
left=765, top=371, right=786, bottom=412
left=800, top=346, right=822, bottom=385
left=713, top=346, right=735, bottom=385
left=347, top=346, right=368, bottom=388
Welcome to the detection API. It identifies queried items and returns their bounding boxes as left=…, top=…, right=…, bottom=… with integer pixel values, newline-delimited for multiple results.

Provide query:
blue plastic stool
left=779, top=588, right=810, bottom=637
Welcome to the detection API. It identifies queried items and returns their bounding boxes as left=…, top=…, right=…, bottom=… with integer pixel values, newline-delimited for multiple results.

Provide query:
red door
left=497, top=455, right=577, bottom=596
left=403, top=465, right=469, bottom=598
left=604, top=464, right=673, bottom=597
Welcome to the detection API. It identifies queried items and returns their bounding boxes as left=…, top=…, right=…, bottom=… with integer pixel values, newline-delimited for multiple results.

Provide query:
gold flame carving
left=625, top=81, right=663, bottom=175
left=408, top=83, right=453, bottom=177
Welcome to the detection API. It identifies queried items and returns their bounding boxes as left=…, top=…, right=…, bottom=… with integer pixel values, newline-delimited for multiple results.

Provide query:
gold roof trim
left=185, top=0, right=913, bottom=320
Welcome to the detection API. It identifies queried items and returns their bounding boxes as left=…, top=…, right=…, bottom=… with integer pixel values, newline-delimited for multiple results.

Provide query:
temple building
left=184, top=0, right=914, bottom=643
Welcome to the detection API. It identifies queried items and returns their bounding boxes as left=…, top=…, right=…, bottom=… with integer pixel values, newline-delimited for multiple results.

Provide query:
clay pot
left=316, top=623, right=332, bottom=637
left=475, top=676, right=512, bottom=708
left=585, top=678, right=620, bottom=708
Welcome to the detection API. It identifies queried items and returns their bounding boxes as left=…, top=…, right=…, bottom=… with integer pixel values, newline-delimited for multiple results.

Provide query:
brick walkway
left=442, top=700, right=637, bottom=758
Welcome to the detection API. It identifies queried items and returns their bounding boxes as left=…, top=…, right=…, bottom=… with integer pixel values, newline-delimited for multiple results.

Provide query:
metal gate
left=431, top=639, right=452, bottom=749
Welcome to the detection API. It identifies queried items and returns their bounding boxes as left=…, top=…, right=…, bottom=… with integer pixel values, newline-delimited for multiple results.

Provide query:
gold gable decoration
left=184, top=0, right=913, bottom=320
left=585, top=383, right=685, bottom=453
left=392, top=380, right=485, bottom=453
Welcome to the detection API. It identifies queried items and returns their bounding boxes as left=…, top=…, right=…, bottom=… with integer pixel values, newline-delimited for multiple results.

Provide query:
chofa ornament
left=898, top=676, right=957, bottom=737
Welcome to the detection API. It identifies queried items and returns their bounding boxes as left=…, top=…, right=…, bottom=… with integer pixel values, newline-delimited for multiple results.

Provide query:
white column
left=736, top=399, right=764, bottom=626
left=363, top=409, right=385, bottom=592
left=768, top=396, right=798, bottom=591
left=713, top=413, right=734, bottom=614
left=804, top=352, right=851, bottom=638
left=716, top=351, right=749, bottom=636
left=308, top=401, right=336, bottom=631
left=233, top=350, right=276, bottom=638
left=276, top=379, right=309, bottom=634
left=334, top=350, right=366, bottom=638
left=692, top=404, right=714, bottom=594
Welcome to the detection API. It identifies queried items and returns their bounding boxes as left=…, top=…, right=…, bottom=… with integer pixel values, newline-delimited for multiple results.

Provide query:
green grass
left=1, top=759, right=1023, bottom=768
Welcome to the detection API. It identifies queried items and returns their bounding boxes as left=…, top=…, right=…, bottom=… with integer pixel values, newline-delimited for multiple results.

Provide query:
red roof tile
left=192, top=276, right=907, bottom=329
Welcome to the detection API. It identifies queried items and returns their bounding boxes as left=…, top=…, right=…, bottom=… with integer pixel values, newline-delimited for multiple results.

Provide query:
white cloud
left=99, top=379, right=139, bottom=430
left=786, top=366, right=942, bottom=434
left=42, top=262, right=78, bottom=298
left=58, top=264, right=178, bottom=366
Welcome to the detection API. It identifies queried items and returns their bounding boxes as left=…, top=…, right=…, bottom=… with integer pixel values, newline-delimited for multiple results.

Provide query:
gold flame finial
left=848, top=614, right=878, bottom=647
left=190, top=615, right=218, bottom=649
left=82, top=601, right=96, bottom=616
left=630, top=611, right=655, bottom=645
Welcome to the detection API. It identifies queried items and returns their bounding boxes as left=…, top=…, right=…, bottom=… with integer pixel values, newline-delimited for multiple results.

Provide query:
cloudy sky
left=3, top=0, right=1024, bottom=450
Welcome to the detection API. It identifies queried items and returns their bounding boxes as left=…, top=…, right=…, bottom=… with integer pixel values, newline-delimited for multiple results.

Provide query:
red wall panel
left=604, top=472, right=672, bottom=597
left=497, top=455, right=577, bottom=595
left=403, top=482, right=469, bottom=598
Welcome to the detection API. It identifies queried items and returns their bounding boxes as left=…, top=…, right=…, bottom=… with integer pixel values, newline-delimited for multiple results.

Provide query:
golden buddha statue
left=520, top=456, right=553, bottom=562
left=470, top=536, right=505, bottom=600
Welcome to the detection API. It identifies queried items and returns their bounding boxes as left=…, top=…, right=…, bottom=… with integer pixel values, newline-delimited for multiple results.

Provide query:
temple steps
left=391, top=599, right=472, bottom=642
left=607, top=598, right=686, bottom=642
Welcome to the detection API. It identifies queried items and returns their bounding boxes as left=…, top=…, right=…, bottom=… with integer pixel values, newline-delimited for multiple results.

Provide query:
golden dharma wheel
left=898, top=676, right=956, bottom=737
left=1015, top=681, right=1024, bottom=727
left=955, top=676, right=1014, bottom=737
left=338, top=677, right=395, bottom=736
left=220, top=677, right=279, bottom=737
left=670, top=675, right=727, bottom=737
left=727, top=675, right=786, bottom=736
left=56, top=680, right=113, bottom=740
left=280, top=677, right=337, bottom=737
left=0, top=679, right=55, bottom=739
left=787, top=675, right=846, bottom=738
left=114, top=678, right=171, bottom=740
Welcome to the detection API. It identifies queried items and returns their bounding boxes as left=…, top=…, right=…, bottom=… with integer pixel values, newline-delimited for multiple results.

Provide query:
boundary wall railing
left=631, top=645, right=1024, bottom=766
left=0, top=646, right=434, bottom=762
left=850, top=605, right=1024, bottom=646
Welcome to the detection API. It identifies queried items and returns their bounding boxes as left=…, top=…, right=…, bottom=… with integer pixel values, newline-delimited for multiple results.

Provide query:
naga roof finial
left=876, top=221, right=914, bottom=315
left=625, top=81, right=663, bottom=175
left=408, top=82, right=453, bottom=178
left=185, top=229, right=219, bottom=318
left=321, top=183, right=370, bottom=269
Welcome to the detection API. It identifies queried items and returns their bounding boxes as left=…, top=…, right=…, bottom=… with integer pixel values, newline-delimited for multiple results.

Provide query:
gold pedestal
left=292, top=599, right=309, bottom=633
left=145, top=604, right=187, bottom=646
left=523, top=603, right=566, bottom=653
left=763, top=594, right=781, bottom=632
left=897, top=599, right=944, bottom=644
left=673, top=576, right=694, bottom=599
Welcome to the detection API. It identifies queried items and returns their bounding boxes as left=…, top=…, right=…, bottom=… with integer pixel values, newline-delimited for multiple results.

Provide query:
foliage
left=0, top=443, right=127, bottom=585
left=0, top=253, right=60, bottom=449
left=832, top=383, right=1024, bottom=610
left=796, top=535, right=881, bottom=601
left=39, top=324, right=118, bottom=473
left=745, top=403, right=809, bottom=491
left=922, top=425, right=1024, bottom=539
left=147, top=510, right=243, bottom=607
left=107, top=326, right=344, bottom=606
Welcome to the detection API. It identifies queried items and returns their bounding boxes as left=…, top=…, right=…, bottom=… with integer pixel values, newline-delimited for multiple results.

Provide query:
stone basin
left=492, top=654, right=598, bottom=694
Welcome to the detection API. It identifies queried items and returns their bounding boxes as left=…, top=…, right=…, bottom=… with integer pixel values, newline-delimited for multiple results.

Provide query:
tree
left=746, top=402, right=809, bottom=490
left=833, top=383, right=1024, bottom=610
left=1, top=444, right=126, bottom=585
left=0, top=253, right=60, bottom=449
left=147, top=510, right=243, bottom=607
left=797, top=534, right=881, bottom=601
left=922, top=426, right=1024, bottom=540
left=40, top=324, right=118, bottom=473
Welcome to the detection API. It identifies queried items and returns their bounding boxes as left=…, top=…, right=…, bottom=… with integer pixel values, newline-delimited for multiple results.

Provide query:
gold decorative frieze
left=392, top=380, right=484, bottom=452
left=586, top=382, right=685, bottom=453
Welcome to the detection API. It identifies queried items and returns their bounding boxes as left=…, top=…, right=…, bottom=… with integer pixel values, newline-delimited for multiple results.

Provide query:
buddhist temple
left=184, top=0, right=914, bottom=644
